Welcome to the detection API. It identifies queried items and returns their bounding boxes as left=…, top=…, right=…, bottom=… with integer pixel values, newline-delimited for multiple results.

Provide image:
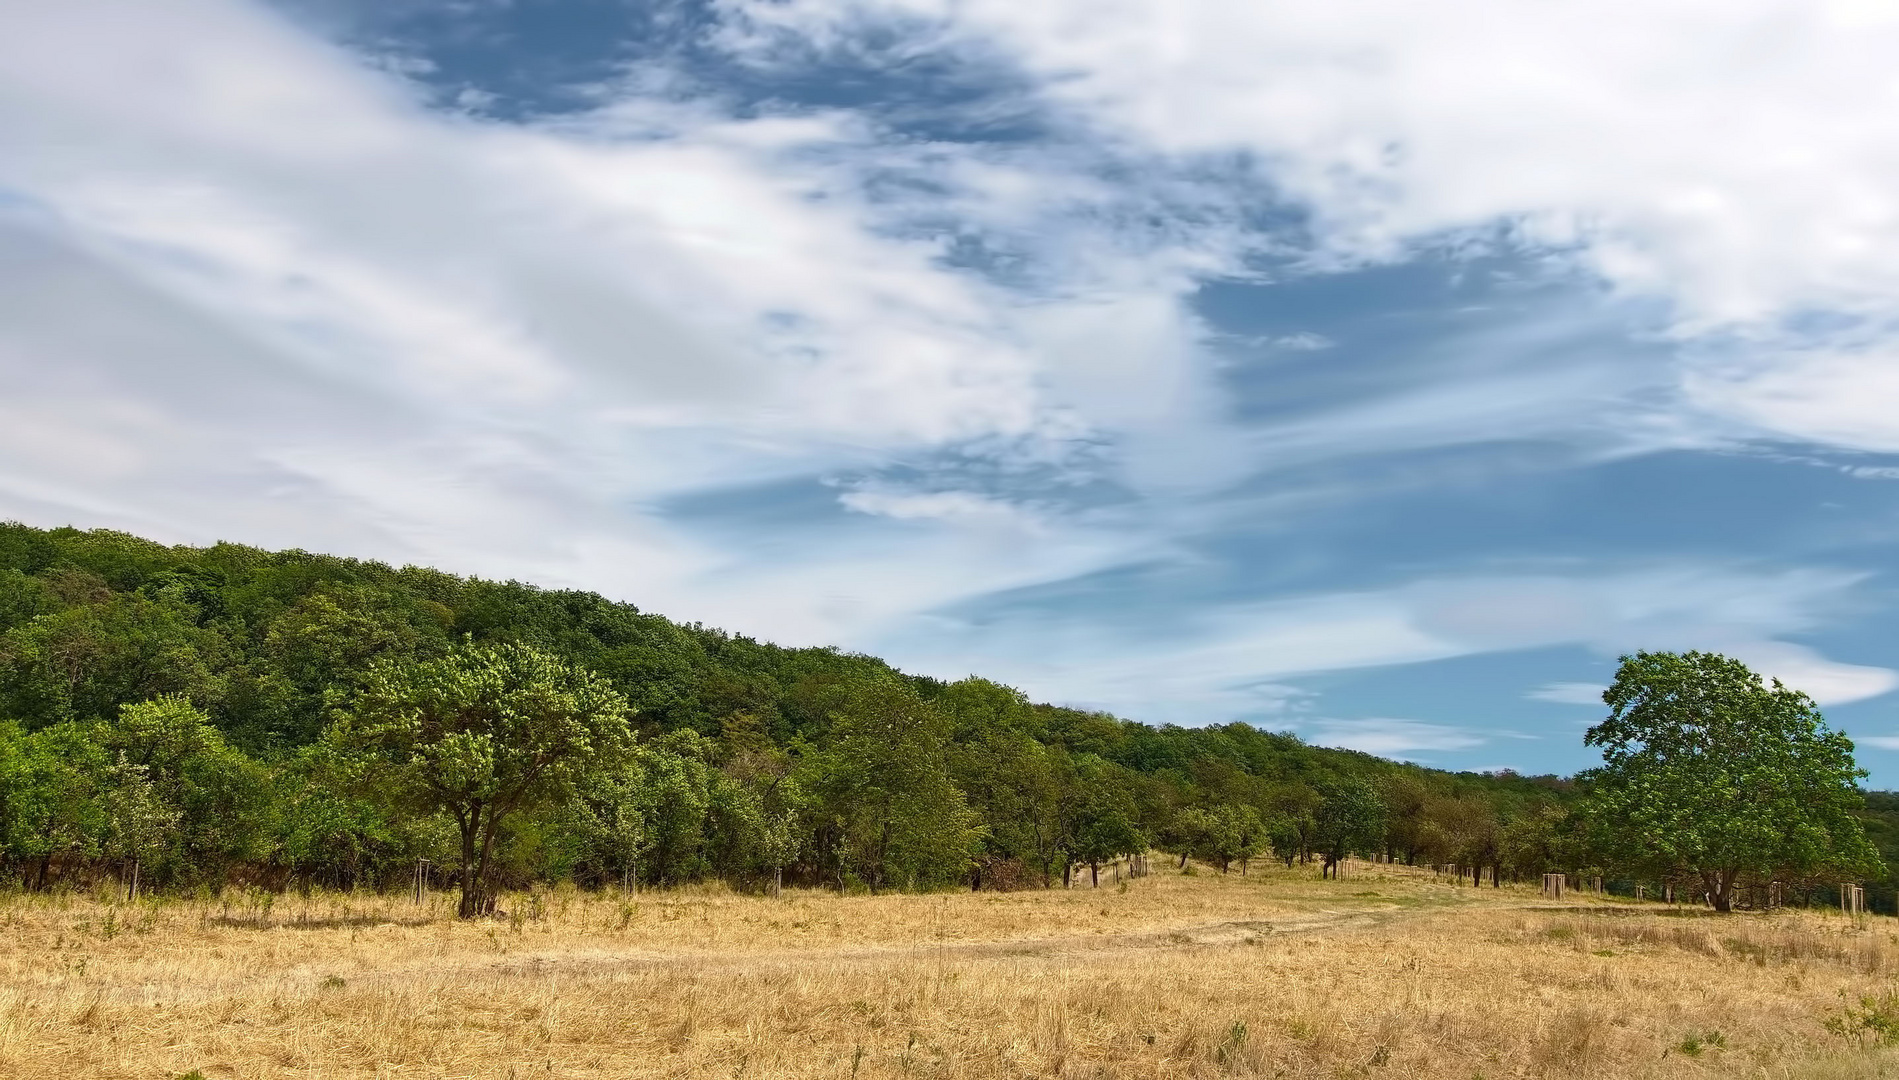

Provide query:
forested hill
left=0, top=520, right=1879, bottom=902
left=0, top=522, right=1558, bottom=785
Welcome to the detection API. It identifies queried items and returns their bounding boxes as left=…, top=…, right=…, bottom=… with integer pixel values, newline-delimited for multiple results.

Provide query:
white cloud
left=728, top=0, right=1899, bottom=453
left=1527, top=682, right=1605, bottom=706
left=1718, top=641, right=1899, bottom=707
left=8, top=0, right=1899, bottom=751
left=0, top=0, right=1219, bottom=645
left=1267, top=332, right=1333, bottom=352
left=1687, top=345, right=1899, bottom=453
left=839, top=487, right=1036, bottom=528
left=883, top=561, right=1899, bottom=723
left=1304, top=718, right=1491, bottom=756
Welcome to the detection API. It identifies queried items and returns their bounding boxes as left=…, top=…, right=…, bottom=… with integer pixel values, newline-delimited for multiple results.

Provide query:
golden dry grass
left=3, top=861, right=1898, bottom=1079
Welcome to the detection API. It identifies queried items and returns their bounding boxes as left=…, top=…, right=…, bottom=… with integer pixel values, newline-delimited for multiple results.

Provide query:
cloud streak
left=1302, top=718, right=1494, bottom=757
left=6, top=0, right=1899, bottom=773
left=729, top=0, right=1899, bottom=449
left=1526, top=683, right=1605, bottom=707
left=882, top=562, right=1898, bottom=725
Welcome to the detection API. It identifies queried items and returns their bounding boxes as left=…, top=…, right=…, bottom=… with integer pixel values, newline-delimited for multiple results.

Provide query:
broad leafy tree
left=1582, top=650, right=1878, bottom=912
left=337, top=641, right=634, bottom=916
left=0, top=720, right=107, bottom=889
left=952, top=728, right=1070, bottom=887
left=1061, top=762, right=1147, bottom=885
left=803, top=676, right=981, bottom=892
left=1312, top=778, right=1386, bottom=878
left=94, top=696, right=275, bottom=887
left=1172, top=804, right=1264, bottom=874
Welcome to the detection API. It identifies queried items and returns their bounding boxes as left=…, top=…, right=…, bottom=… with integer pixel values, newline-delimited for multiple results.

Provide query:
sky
left=6, top=0, right=1899, bottom=778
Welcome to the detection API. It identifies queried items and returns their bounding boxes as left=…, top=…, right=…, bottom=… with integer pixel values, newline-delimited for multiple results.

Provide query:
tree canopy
left=336, top=640, right=635, bottom=916
left=7, top=522, right=1899, bottom=913
left=1582, top=650, right=1879, bottom=912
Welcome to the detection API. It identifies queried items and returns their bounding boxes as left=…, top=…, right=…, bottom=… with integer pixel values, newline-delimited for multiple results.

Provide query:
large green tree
left=0, top=720, right=106, bottom=889
left=93, top=696, right=274, bottom=888
left=803, top=676, right=981, bottom=892
left=336, top=641, right=634, bottom=916
left=1582, top=650, right=1878, bottom=912
left=1312, top=778, right=1385, bottom=879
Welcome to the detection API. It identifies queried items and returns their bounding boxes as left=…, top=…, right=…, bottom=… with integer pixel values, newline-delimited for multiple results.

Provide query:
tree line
left=0, top=523, right=1890, bottom=914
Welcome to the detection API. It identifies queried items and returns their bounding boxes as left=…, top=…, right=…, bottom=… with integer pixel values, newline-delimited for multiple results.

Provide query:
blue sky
left=7, top=0, right=1899, bottom=778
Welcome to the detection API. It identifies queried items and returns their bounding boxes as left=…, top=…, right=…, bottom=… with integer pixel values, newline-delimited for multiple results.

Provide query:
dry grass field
left=4, top=861, right=1899, bottom=1079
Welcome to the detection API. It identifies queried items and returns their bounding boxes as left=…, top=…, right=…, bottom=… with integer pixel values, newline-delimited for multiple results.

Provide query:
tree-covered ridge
left=0, top=521, right=1885, bottom=908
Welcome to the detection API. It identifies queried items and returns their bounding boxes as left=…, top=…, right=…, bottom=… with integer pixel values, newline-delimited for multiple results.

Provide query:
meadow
left=3, top=861, right=1898, bottom=1079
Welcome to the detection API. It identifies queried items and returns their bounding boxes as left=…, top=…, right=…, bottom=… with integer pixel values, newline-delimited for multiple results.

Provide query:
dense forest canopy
left=1, top=522, right=1894, bottom=911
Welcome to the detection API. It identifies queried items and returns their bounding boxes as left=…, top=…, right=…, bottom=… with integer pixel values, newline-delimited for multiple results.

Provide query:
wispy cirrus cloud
left=1527, top=683, right=1605, bottom=707
left=1302, top=718, right=1496, bottom=758
left=725, top=0, right=1899, bottom=448
left=8, top=0, right=1899, bottom=777
left=0, top=0, right=1225, bottom=645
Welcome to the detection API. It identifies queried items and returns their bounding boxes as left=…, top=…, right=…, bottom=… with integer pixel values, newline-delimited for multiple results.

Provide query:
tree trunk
left=1702, top=869, right=1734, bottom=913
left=1712, top=882, right=1732, bottom=912
left=473, top=820, right=501, bottom=916
left=1090, top=861, right=1099, bottom=887
left=456, top=808, right=482, bottom=919
left=459, top=804, right=503, bottom=919
left=1036, top=817, right=1058, bottom=889
left=871, top=819, right=892, bottom=895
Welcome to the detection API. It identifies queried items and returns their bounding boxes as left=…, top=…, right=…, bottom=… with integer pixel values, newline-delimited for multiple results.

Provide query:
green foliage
left=335, top=640, right=634, bottom=915
left=0, top=569, right=51, bottom=631
left=1172, top=804, right=1263, bottom=873
left=1312, top=777, right=1386, bottom=877
left=0, top=594, right=230, bottom=727
left=951, top=725, right=1069, bottom=885
left=804, top=676, right=982, bottom=891
left=0, top=720, right=108, bottom=881
left=18, top=521, right=1847, bottom=904
left=274, top=739, right=428, bottom=888
left=1581, top=650, right=1879, bottom=911
left=1674, top=1030, right=1726, bottom=1057
left=1064, top=759, right=1148, bottom=882
left=93, top=696, right=276, bottom=886
left=1825, top=993, right=1899, bottom=1047
left=1215, top=1020, right=1249, bottom=1067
